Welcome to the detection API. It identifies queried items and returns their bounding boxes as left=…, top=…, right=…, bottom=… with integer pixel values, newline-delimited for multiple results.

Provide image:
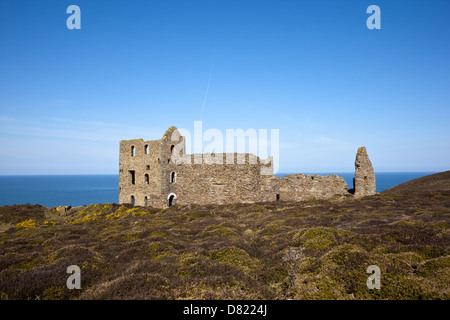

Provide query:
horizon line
left=0, top=171, right=444, bottom=177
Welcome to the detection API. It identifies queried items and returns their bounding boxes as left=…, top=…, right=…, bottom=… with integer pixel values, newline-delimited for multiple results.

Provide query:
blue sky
left=0, top=0, right=449, bottom=174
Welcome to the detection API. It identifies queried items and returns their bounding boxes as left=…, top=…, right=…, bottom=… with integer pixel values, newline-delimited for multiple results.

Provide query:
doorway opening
left=167, top=193, right=177, bottom=207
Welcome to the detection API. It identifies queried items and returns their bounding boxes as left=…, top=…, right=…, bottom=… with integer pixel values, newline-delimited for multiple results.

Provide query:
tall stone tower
left=118, top=126, right=184, bottom=208
left=354, top=147, right=376, bottom=197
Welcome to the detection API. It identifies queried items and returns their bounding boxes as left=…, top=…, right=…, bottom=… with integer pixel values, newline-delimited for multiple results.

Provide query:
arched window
left=131, top=146, right=135, bottom=157
left=145, top=173, right=149, bottom=185
left=170, top=172, right=176, bottom=183
left=145, top=145, right=149, bottom=155
left=144, top=196, right=148, bottom=206
left=130, top=195, right=135, bottom=205
left=170, top=145, right=175, bottom=155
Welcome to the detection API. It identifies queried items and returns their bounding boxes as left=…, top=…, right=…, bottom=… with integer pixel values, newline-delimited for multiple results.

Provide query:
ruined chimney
left=354, top=147, right=376, bottom=197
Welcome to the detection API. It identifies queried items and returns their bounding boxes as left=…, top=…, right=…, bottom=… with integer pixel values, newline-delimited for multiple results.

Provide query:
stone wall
left=278, top=174, right=349, bottom=201
left=119, top=138, right=163, bottom=207
left=175, top=153, right=273, bottom=206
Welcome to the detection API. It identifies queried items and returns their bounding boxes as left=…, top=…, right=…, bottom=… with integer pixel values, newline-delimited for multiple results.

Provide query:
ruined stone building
left=119, top=127, right=376, bottom=208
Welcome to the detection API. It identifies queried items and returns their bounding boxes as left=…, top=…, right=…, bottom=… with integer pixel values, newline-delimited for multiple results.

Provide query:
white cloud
left=312, top=136, right=356, bottom=150
left=0, top=117, right=163, bottom=142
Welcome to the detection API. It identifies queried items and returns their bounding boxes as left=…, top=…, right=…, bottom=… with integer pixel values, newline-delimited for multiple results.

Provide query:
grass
left=0, top=189, right=448, bottom=300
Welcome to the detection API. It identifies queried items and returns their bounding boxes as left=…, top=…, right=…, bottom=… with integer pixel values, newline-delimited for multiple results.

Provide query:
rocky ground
left=0, top=172, right=449, bottom=300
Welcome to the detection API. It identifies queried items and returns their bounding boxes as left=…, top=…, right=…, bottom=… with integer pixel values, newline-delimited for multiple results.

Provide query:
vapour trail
left=200, top=55, right=215, bottom=120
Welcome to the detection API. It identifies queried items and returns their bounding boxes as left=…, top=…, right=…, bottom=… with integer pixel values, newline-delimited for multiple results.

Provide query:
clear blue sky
left=0, top=0, right=449, bottom=174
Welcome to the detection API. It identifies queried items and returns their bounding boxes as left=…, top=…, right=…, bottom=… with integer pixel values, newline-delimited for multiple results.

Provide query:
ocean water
left=0, top=172, right=437, bottom=208
left=0, top=175, right=118, bottom=208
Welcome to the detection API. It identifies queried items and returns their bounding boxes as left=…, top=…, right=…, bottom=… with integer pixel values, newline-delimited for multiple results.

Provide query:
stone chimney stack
left=354, top=147, right=376, bottom=197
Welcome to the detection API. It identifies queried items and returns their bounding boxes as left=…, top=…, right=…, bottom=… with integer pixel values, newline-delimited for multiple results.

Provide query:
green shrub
left=209, top=247, right=261, bottom=274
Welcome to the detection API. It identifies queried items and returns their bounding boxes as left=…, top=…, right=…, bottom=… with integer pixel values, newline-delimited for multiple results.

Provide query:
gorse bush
left=15, top=219, right=36, bottom=229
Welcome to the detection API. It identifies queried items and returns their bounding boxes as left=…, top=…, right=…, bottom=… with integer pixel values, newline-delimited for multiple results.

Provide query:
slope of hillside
left=382, top=171, right=450, bottom=194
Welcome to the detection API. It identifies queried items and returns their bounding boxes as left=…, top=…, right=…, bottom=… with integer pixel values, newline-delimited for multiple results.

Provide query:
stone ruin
left=119, top=127, right=376, bottom=208
left=353, top=147, right=376, bottom=197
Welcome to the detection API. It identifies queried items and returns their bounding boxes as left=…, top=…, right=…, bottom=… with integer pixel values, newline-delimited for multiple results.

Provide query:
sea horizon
left=0, top=171, right=439, bottom=176
left=0, top=171, right=441, bottom=208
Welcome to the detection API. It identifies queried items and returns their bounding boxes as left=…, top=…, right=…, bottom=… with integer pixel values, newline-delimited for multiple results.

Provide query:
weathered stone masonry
left=119, top=127, right=376, bottom=208
left=354, top=146, right=376, bottom=197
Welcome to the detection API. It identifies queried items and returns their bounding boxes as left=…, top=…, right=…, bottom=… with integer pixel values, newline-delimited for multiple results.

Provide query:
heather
left=0, top=186, right=448, bottom=300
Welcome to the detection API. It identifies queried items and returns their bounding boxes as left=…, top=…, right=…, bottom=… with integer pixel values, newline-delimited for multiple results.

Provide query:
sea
left=0, top=172, right=437, bottom=208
